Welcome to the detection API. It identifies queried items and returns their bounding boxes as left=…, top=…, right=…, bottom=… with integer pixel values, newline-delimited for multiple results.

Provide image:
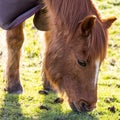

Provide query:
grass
left=0, top=0, right=120, bottom=120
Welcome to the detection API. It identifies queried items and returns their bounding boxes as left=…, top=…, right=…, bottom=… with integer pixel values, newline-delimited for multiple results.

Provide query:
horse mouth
left=69, top=101, right=80, bottom=112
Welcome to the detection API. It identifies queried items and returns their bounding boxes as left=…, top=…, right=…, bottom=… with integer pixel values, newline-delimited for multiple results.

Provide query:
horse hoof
left=43, top=80, right=55, bottom=92
left=9, top=90, right=23, bottom=94
left=4, top=83, right=23, bottom=94
left=4, top=88, right=23, bottom=94
left=44, top=87, right=55, bottom=92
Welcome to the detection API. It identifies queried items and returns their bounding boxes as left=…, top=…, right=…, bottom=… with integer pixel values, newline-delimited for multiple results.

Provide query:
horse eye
left=77, top=60, right=87, bottom=67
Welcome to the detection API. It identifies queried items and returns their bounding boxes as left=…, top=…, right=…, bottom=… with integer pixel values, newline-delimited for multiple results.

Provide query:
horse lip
left=69, top=101, right=80, bottom=113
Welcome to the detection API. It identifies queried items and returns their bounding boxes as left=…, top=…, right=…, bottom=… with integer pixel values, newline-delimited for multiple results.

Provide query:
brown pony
left=43, top=0, right=116, bottom=112
left=4, top=0, right=116, bottom=112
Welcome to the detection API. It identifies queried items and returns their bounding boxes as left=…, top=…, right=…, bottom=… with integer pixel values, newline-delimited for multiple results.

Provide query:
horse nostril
left=79, top=101, right=90, bottom=112
left=79, top=101, right=96, bottom=112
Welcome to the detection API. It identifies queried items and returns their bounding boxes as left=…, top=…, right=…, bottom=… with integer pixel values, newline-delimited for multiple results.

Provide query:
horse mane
left=45, top=0, right=108, bottom=62
left=88, top=20, right=107, bottom=62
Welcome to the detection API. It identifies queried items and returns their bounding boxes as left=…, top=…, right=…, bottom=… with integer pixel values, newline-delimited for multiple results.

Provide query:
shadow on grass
left=35, top=91, right=99, bottom=120
left=0, top=93, right=30, bottom=120
left=0, top=91, right=99, bottom=120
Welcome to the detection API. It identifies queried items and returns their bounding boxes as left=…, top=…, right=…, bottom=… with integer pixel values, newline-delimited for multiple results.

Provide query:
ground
left=0, top=0, right=120, bottom=120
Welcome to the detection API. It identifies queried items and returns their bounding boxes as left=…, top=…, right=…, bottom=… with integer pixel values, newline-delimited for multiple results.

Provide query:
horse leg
left=5, top=23, right=24, bottom=94
left=42, top=31, right=53, bottom=91
left=42, top=71, right=52, bottom=91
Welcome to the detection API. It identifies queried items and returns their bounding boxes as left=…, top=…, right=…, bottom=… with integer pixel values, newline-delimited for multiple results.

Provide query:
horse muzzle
left=69, top=100, right=96, bottom=112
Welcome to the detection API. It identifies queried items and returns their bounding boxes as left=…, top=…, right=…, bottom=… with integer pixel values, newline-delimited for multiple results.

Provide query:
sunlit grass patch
left=0, top=0, right=120, bottom=120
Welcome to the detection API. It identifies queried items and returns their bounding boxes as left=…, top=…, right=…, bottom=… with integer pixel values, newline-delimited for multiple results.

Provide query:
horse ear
left=102, top=17, right=117, bottom=29
left=80, top=15, right=96, bottom=36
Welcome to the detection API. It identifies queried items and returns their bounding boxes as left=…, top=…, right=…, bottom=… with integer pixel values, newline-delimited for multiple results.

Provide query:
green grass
left=0, top=0, right=120, bottom=120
